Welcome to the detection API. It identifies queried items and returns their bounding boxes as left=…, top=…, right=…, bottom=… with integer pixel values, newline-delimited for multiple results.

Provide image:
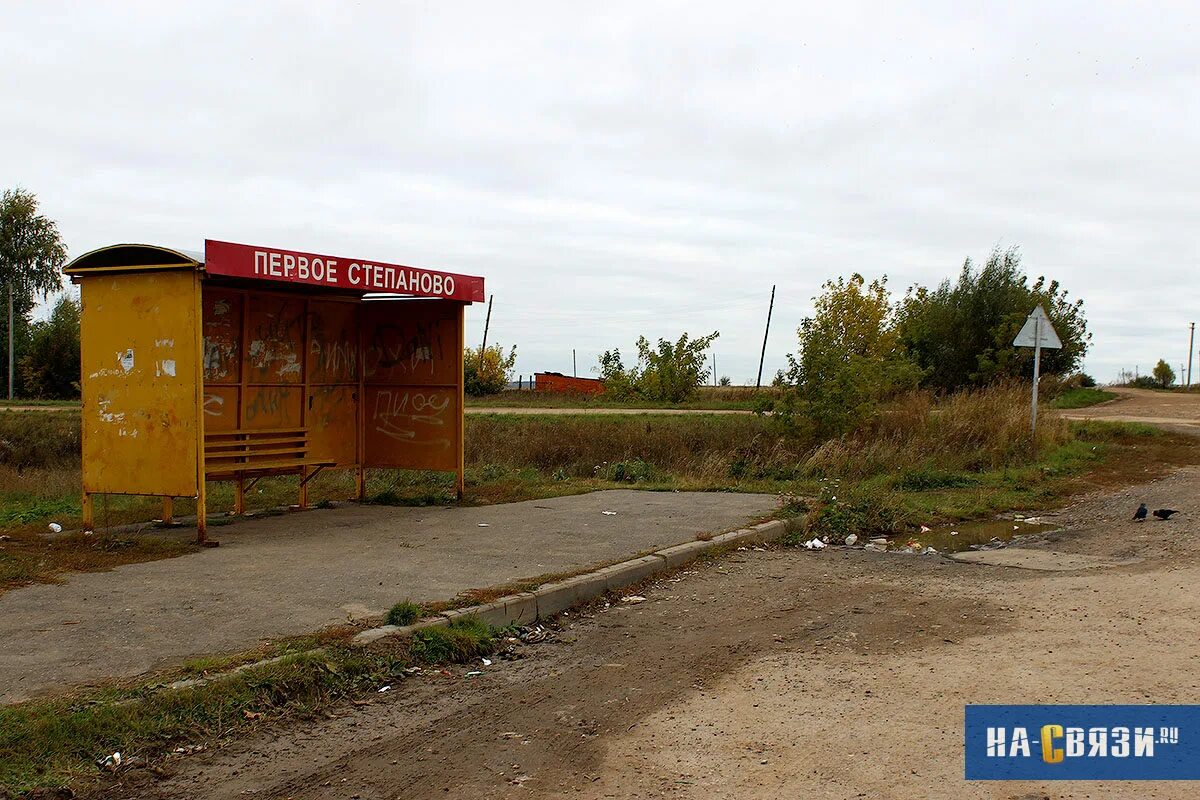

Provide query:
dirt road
left=130, top=463, right=1200, bottom=800
left=1060, top=387, right=1200, bottom=427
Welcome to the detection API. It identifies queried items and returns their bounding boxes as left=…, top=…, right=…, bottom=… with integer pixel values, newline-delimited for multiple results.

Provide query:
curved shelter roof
left=64, top=244, right=203, bottom=274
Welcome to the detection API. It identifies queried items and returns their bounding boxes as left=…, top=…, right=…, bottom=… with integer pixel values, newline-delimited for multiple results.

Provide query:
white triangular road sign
left=1013, top=305, right=1062, bottom=349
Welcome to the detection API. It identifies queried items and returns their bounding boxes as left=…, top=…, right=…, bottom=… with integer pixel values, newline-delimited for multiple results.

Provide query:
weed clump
left=385, top=600, right=423, bottom=627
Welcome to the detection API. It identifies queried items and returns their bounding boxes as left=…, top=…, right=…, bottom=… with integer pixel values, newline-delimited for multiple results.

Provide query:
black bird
left=1133, top=503, right=1148, bottom=521
left=1153, top=509, right=1179, bottom=521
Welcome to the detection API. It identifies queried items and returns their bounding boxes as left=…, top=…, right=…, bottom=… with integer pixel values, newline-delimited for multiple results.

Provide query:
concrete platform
left=0, top=490, right=777, bottom=703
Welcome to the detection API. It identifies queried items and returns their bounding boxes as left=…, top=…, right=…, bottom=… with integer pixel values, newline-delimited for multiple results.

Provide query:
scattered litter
left=172, top=744, right=205, bottom=755
left=864, top=543, right=887, bottom=552
left=402, top=666, right=422, bottom=675
left=601, top=510, right=617, bottom=516
left=243, top=710, right=263, bottom=720
left=920, top=525, right=931, bottom=533
left=906, top=539, right=920, bottom=549
left=377, top=685, right=391, bottom=693
left=922, top=546, right=939, bottom=555
left=870, top=537, right=888, bottom=545
left=802, top=538, right=826, bottom=550
left=844, top=534, right=858, bottom=546
left=1013, top=525, right=1020, bottom=530
left=752, top=545, right=767, bottom=552
left=98, top=751, right=122, bottom=771
left=466, top=670, right=483, bottom=677
left=621, top=595, right=646, bottom=604
left=499, top=731, right=524, bottom=739
left=482, top=658, right=493, bottom=666
left=950, top=531, right=959, bottom=536
left=519, top=625, right=551, bottom=643
left=0, top=534, right=11, bottom=542
left=477, top=523, right=490, bottom=527
left=48, top=522, right=63, bottom=533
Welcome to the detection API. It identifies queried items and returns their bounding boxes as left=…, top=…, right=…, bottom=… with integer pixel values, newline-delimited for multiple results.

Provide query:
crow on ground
left=1133, top=503, right=1148, bottom=521
left=1153, top=509, right=1179, bottom=521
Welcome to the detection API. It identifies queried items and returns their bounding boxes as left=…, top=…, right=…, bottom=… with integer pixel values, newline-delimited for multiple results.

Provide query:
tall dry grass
left=800, top=384, right=1067, bottom=478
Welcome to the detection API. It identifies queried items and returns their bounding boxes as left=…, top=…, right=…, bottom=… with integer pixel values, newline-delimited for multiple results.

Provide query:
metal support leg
left=234, top=477, right=245, bottom=515
left=161, top=496, right=174, bottom=525
left=82, top=492, right=94, bottom=532
left=298, top=467, right=309, bottom=509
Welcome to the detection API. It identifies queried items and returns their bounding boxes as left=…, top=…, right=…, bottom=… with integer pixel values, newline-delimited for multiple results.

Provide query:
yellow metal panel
left=363, top=386, right=460, bottom=470
left=242, top=386, right=302, bottom=429
left=308, top=385, right=358, bottom=465
left=80, top=270, right=200, bottom=496
left=202, top=288, right=243, bottom=384
left=362, top=300, right=463, bottom=472
left=308, top=301, right=359, bottom=383
left=244, top=296, right=305, bottom=384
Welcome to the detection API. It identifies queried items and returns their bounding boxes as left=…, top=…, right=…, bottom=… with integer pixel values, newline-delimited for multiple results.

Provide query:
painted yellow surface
left=80, top=270, right=201, bottom=496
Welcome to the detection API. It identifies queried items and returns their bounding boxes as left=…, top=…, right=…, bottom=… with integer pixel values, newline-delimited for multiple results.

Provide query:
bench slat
left=206, top=448, right=308, bottom=461
left=205, top=438, right=307, bottom=451
left=205, top=457, right=336, bottom=476
left=204, top=427, right=307, bottom=439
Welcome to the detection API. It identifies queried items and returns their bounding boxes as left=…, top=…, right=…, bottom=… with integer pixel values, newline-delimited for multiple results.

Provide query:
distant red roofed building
left=535, top=372, right=605, bottom=395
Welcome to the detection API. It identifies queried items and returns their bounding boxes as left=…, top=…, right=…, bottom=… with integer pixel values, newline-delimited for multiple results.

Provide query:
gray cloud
left=3, top=1, right=1197, bottom=383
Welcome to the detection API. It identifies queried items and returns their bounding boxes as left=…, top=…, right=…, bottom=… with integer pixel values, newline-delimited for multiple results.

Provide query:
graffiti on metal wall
left=371, top=389, right=451, bottom=447
left=363, top=320, right=446, bottom=380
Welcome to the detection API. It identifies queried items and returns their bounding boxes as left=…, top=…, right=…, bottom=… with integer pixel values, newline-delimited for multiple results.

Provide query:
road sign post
left=1013, top=306, right=1062, bottom=455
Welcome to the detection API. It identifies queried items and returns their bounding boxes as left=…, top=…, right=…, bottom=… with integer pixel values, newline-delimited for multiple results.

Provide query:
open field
left=464, top=385, right=776, bottom=410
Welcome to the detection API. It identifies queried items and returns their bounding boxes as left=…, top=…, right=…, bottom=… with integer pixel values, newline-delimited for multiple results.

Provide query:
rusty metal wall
left=361, top=300, right=462, bottom=472
left=80, top=270, right=202, bottom=496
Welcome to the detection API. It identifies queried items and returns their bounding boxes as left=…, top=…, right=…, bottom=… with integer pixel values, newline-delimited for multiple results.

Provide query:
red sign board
left=204, top=239, right=485, bottom=302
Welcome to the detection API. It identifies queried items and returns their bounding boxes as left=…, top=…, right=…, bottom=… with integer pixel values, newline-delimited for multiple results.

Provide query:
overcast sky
left=3, top=2, right=1197, bottom=383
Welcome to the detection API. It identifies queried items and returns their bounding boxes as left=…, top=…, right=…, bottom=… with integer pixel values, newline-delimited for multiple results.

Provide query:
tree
left=599, top=331, right=719, bottom=403
left=463, top=344, right=517, bottom=396
left=18, top=296, right=81, bottom=399
left=1152, top=359, right=1175, bottom=389
left=0, top=189, right=67, bottom=399
left=896, top=247, right=1090, bottom=391
left=777, top=274, right=921, bottom=435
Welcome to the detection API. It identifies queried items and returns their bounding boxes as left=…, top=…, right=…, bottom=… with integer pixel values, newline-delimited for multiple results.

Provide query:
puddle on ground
left=875, top=517, right=1059, bottom=554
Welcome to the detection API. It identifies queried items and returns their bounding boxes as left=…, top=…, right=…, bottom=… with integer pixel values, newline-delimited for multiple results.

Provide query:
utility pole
left=755, top=285, right=776, bottom=389
left=712, top=353, right=717, bottom=387
left=572, top=349, right=577, bottom=377
left=6, top=285, right=13, bottom=401
left=479, top=294, right=493, bottom=353
left=1188, top=322, right=1195, bottom=387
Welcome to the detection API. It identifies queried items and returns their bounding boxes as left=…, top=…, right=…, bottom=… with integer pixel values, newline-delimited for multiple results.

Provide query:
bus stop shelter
left=65, top=239, right=485, bottom=544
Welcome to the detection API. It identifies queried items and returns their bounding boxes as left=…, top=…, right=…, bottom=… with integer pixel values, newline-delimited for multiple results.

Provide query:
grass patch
left=0, top=620, right=499, bottom=795
left=385, top=600, right=424, bottom=626
left=408, top=616, right=496, bottom=663
left=1052, top=387, right=1118, bottom=409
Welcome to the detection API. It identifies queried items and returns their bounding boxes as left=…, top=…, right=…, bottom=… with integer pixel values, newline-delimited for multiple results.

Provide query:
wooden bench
left=204, top=427, right=335, bottom=514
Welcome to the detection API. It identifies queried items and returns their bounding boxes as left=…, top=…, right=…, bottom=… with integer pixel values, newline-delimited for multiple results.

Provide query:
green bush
left=464, top=344, right=517, bottom=396
left=598, top=331, right=719, bottom=403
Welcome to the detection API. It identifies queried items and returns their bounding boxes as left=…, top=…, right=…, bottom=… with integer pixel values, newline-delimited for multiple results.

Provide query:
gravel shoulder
left=125, top=463, right=1200, bottom=800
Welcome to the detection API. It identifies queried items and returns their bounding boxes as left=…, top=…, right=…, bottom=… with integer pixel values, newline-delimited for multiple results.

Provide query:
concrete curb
left=352, top=516, right=800, bottom=646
